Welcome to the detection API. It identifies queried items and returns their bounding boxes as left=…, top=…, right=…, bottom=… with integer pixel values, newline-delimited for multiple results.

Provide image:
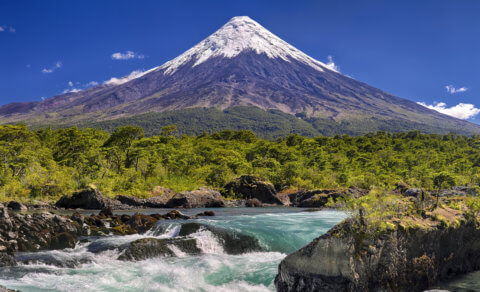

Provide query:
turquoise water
left=0, top=208, right=347, bottom=291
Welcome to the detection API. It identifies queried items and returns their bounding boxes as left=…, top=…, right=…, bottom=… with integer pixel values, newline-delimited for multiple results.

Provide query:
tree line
left=1, top=124, right=479, bottom=202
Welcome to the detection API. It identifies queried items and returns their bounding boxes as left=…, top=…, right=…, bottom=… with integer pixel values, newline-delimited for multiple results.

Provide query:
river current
left=0, top=208, right=347, bottom=291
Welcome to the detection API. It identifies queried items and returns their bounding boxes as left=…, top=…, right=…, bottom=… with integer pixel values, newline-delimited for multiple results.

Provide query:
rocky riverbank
left=275, top=191, right=480, bottom=291
left=4, top=175, right=362, bottom=211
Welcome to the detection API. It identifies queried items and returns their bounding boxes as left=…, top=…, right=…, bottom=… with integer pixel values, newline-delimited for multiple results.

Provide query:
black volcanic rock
left=55, top=188, right=124, bottom=210
left=275, top=218, right=480, bottom=292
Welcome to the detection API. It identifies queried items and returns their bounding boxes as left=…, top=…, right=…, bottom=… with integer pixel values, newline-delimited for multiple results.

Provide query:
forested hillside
left=1, top=124, right=479, bottom=203
left=77, top=107, right=480, bottom=138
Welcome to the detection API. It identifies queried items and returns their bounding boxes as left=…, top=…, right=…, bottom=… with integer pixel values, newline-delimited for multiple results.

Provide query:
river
left=0, top=208, right=348, bottom=291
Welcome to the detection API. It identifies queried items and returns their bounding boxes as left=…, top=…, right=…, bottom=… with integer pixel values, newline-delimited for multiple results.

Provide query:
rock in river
left=222, top=175, right=283, bottom=205
left=119, top=238, right=201, bottom=261
left=166, top=188, right=225, bottom=208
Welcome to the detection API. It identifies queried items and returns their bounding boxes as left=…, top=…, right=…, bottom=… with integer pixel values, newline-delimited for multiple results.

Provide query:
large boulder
left=119, top=238, right=201, bottom=261
left=222, top=175, right=282, bottom=205
left=55, top=188, right=124, bottom=209
left=178, top=222, right=262, bottom=254
left=166, top=188, right=225, bottom=208
left=7, top=201, right=27, bottom=211
left=115, top=195, right=169, bottom=208
left=116, top=187, right=174, bottom=208
left=275, top=217, right=480, bottom=292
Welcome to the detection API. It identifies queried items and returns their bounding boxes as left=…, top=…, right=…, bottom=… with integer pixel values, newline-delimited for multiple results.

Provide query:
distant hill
left=1, top=16, right=479, bottom=135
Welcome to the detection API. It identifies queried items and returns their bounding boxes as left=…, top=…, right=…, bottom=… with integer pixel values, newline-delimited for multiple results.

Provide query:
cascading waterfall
left=0, top=208, right=348, bottom=292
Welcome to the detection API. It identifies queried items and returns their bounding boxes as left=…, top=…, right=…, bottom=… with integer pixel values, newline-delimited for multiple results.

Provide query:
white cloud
left=62, top=88, right=81, bottom=94
left=86, top=81, right=99, bottom=87
left=445, top=85, right=468, bottom=94
left=111, top=51, right=144, bottom=60
left=417, top=101, right=480, bottom=120
left=61, top=80, right=99, bottom=94
left=105, top=69, right=147, bottom=85
left=0, top=26, right=15, bottom=33
left=324, top=55, right=340, bottom=72
left=41, top=61, right=62, bottom=73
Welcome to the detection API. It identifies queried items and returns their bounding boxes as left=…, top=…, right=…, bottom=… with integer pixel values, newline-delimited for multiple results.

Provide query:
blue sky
left=1, top=0, right=479, bottom=123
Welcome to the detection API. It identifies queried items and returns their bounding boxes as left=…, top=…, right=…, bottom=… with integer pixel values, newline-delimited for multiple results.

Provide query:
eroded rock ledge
left=275, top=216, right=480, bottom=292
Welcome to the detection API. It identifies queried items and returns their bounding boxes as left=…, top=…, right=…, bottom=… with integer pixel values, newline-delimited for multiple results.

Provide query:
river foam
left=0, top=209, right=347, bottom=291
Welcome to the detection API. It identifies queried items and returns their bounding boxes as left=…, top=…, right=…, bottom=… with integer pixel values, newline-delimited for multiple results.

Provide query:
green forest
left=1, top=124, right=479, bottom=203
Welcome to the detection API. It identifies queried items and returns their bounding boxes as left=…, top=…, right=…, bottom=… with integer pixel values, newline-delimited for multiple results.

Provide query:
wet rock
left=302, top=208, right=321, bottom=212
left=49, top=232, right=77, bottom=250
left=0, top=211, right=82, bottom=253
left=196, top=211, right=215, bottom=216
left=119, top=238, right=200, bottom=261
left=275, top=219, right=480, bottom=292
left=245, top=198, right=263, bottom=207
left=162, top=210, right=192, bottom=219
left=166, top=189, right=225, bottom=208
left=222, top=175, right=282, bottom=205
left=127, top=213, right=159, bottom=233
left=0, top=253, right=16, bottom=267
left=99, top=206, right=114, bottom=217
left=70, top=212, right=84, bottom=225
left=55, top=188, right=125, bottom=210
left=178, top=222, right=262, bottom=254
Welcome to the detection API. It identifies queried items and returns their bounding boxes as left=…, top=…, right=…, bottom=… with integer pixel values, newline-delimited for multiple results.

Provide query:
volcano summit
left=1, top=16, right=478, bottom=136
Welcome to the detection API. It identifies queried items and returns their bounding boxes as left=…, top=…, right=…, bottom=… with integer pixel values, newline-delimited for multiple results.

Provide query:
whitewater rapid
left=0, top=208, right=348, bottom=291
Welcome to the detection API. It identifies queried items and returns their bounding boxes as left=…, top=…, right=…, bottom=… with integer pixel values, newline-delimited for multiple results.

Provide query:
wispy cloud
left=417, top=101, right=480, bottom=120
left=105, top=69, right=147, bottom=85
left=61, top=80, right=99, bottom=94
left=111, top=51, right=144, bottom=60
left=86, top=81, right=99, bottom=87
left=0, top=26, right=15, bottom=33
left=324, top=55, right=340, bottom=72
left=445, top=85, right=468, bottom=94
left=41, top=61, right=62, bottom=73
left=62, top=88, right=81, bottom=94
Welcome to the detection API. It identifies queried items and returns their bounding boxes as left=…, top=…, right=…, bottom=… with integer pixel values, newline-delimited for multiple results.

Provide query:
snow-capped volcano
left=159, top=16, right=332, bottom=75
left=0, top=16, right=479, bottom=135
